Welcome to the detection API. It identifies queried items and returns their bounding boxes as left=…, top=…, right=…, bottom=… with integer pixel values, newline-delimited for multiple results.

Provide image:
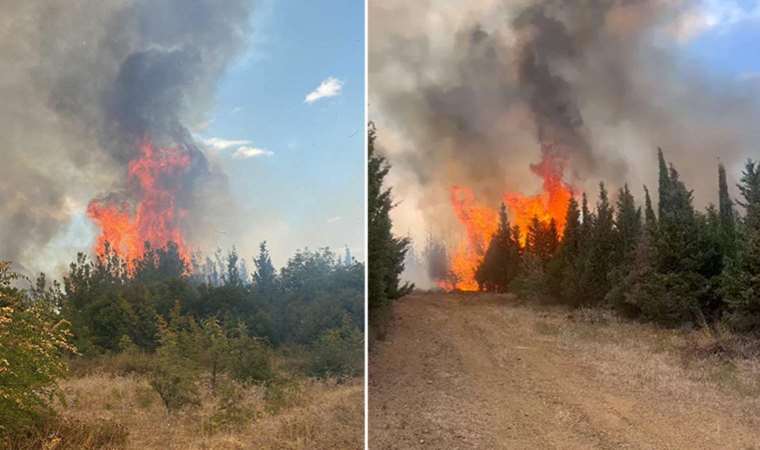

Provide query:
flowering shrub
left=0, top=262, right=75, bottom=437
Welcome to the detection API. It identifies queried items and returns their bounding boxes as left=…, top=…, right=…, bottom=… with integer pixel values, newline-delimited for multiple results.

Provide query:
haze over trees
left=475, top=149, right=760, bottom=334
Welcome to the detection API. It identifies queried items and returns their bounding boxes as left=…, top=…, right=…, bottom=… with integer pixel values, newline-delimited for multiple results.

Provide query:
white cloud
left=200, top=137, right=273, bottom=159
left=305, top=77, right=344, bottom=104
left=672, top=0, right=760, bottom=42
left=203, top=137, right=252, bottom=152
left=233, top=146, right=274, bottom=159
left=327, top=216, right=342, bottom=224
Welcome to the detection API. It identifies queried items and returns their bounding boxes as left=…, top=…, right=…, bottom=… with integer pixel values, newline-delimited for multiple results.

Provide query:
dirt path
left=369, top=293, right=760, bottom=449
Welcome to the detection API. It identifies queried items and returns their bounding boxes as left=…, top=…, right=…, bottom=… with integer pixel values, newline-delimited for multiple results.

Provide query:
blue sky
left=680, top=0, right=760, bottom=79
left=196, top=0, right=365, bottom=266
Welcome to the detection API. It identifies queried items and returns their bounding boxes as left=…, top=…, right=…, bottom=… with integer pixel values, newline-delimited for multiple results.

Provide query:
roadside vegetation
left=368, top=123, right=413, bottom=341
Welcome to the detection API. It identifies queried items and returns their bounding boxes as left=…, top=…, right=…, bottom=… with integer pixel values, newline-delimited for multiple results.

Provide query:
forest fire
left=87, top=138, right=191, bottom=264
left=443, top=150, right=573, bottom=291
left=504, top=149, right=573, bottom=244
left=446, top=187, right=500, bottom=291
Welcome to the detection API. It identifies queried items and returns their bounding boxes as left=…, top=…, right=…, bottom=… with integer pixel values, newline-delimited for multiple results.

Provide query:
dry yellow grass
left=47, top=373, right=363, bottom=450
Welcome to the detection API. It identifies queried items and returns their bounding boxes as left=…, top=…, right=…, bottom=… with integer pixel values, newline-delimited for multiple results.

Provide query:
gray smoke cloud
left=370, top=0, right=760, bottom=281
left=0, top=0, right=253, bottom=273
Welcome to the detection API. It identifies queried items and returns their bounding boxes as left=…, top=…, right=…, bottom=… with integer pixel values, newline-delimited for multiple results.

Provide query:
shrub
left=149, top=316, right=200, bottom=412
left=203, top=380, right=257, bottom=434
left=225, top=322, right=275, bottom=385
left=149, top=362, right=200, bottom=413
left=0, top=262, right=75, bottom=438
left=308, top=317, right=363, bottom=379
left=264, top=377, right=304, bottom=414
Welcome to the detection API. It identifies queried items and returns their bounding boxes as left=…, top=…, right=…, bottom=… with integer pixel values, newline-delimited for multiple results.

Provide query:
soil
left=369, top=292, right=760, bottom=449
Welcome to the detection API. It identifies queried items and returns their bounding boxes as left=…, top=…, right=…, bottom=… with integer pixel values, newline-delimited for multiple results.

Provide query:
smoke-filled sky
left=0, top=0, right=364, bottom=275
left=369, top=0, right=760, bottom=280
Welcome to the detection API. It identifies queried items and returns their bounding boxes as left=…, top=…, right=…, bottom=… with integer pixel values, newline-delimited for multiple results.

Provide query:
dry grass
left=519, top=301, right=760, bottom=427
left=29, top=372, right=363, bottom=450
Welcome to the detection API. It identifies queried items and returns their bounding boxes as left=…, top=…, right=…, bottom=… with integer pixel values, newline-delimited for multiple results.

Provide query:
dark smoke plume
left=0, top=0, right=253, bottom=272
left=369, top=0, right=760, bottom=286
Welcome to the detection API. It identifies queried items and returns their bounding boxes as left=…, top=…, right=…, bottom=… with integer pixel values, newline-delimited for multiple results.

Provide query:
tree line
left=1, top=241, right=363, bottom=440
left=474, top=148, right=760, bottom=333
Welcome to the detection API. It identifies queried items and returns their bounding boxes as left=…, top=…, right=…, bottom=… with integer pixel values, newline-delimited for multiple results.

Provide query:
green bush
left=308, top=317, right=363, bottom=379
left=203, top=380, right=256, bottom=434
left=227, top=328, right=275, bottom=385
left=149, top=362, right=200, bottom=413
left=149, top=316, right=200, bottom=412
left=264, top=377, right=304, bottom=414
left=0, top=262, right=75, bottom=438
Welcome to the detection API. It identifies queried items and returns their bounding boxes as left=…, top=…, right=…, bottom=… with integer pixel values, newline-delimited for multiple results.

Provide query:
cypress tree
left=719, top=164, right=736, bottom=235
left=723, top=160, right=760, bottom=331
left=615, top=184, right=642, bottom=258
left=632, top=150, right=714, bottom=324
left=561, top=197, right=582, bottom=261
left=657, top=147, right=671, bottom=219
left=475, top=203, right=520, bottom=292
left=253, top=242, right=277, bottom=295
left=578, top=183, right=616, bottom=305
left=553, top=197, right=582, bottom=304
left=643, top=185, right=657, bottom=234
left=368, top=123, right=413, bottom=330
left=606, top=185, right=642, bottom=310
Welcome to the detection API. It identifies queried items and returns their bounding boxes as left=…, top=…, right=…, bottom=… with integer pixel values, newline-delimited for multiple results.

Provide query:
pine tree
left=475, top=203, right=520, bottom=292
left=561, top=197, right=582, bottom=261
left=253, top=242, right=277, bottom=295
left=615, top=184, right=642, bottom=257
left=719, top=163, right=736, bottom=241
left=643, top=185, right=657, bottom=234
left=525, top=216, right=542, bottom=258
left=657, top=147, right=670, bottom=219
left=581, top=192, right=594, bottom=239
left=723, top=160, right=760, bottom=331
left=631, top=150, right=713, bottom=324
left=550, top=197, right=581, bottom=303
left=738, top=159, right=760, bottom=229
left=606, top=184, right=642, bottom=311
left=368, top=123, right=413, bottom=327
left=578, top=183, right=616, bottom=305
left=546, top=219, right=560, bottom=258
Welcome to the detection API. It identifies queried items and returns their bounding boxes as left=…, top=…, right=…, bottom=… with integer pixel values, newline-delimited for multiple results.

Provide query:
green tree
left=630, top=150, right=715, bottom=324
left=718, top=163, right=737, bottom=259
left=606, top=184, right=642, bottom=309
left=723, top=160, right=760, bottom=331
left=368, top=123, right=412, bottom=331
left=643, top=185, right=657, bottom=234
left=475, top=203, right=521, bottom=292
left=577, top=183, right=616, bottom=305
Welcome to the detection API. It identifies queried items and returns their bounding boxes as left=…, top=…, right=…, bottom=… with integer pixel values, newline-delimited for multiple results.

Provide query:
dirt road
left=369, top=293, right=760, bottom=449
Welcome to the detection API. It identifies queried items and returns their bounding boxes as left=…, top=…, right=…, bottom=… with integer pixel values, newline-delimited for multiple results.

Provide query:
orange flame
left=504, top=150, right=573, bottom=245
left=443, top=150, right=573, bottom=291
left=87, top=138, right=191, bottom=265
left=445, top=187, right=500, bottom=291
